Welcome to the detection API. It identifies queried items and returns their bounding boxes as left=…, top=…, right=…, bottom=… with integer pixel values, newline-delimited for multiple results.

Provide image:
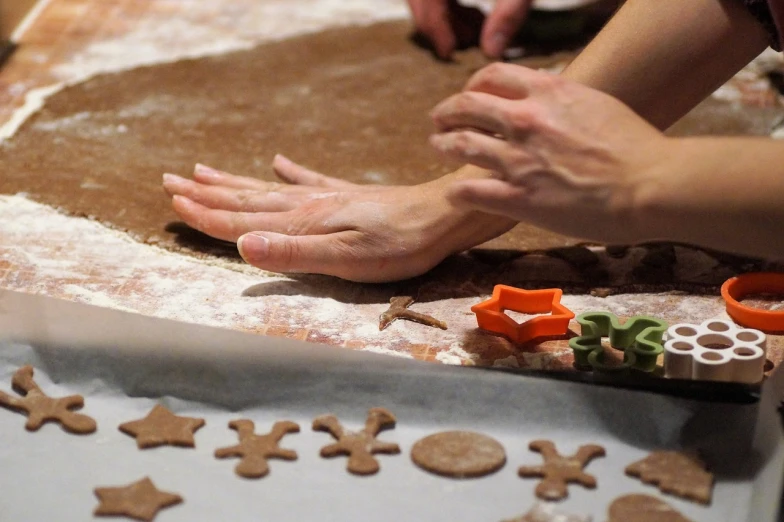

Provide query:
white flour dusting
left=0, top=0, right=750, bottom=365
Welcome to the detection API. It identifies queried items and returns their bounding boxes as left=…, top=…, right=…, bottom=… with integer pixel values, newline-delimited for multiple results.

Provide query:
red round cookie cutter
left=721, top=272, right=784, bottom=332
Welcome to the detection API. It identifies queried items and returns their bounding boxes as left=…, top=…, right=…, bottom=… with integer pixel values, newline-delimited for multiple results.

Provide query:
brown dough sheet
left=0, top=21, right=584, bottom=256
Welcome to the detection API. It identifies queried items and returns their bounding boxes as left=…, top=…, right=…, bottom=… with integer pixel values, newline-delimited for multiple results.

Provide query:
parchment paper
left=0, top=290, right=781, bottom=522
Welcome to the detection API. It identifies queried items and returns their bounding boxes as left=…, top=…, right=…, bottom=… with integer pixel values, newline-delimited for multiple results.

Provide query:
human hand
left=162, top=156, right=516, bottom=282
left=407, top=0, right=532, bottom=59
left=430, top=63, right=671, bottom=244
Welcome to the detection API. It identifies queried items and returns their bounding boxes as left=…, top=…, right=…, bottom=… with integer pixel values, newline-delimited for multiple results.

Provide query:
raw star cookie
left=625, top=451, right=713, bottom=504
left=94, top=476, right=182, bottom=522
left=215, top=419, right=300, bottom=478
left=517, top=440, right=605, bottom=500
left=608, top=494, right=694, bottom=522
left=313, top=407, right=400, bottom=475
left=503, top=501, right=591, bottom=522
left=411, top=431, right=506, bottom=478
left=0, top=365, right=96, bottom=434
left=379, top=296, right=447, bottom=331
left=119, top=404, right=205, bottom=449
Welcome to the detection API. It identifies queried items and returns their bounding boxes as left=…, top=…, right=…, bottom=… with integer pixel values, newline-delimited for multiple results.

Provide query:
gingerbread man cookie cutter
left=471, top=285, right=574, bottom=344
left=568, top=312, right=667, bottom=372
left=664, top=319, right=767, bottom=383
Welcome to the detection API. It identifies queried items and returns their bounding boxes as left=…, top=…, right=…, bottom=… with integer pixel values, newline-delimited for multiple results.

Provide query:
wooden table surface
left=0, top=0, right=782, bottom=377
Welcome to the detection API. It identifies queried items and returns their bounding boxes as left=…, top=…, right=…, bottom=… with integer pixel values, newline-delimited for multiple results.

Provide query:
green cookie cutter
left=568, top=312, right=668, bottom=372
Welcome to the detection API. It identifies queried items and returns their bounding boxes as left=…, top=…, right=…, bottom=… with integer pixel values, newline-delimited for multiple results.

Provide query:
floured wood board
left=0, top=0, right=783, bottom=372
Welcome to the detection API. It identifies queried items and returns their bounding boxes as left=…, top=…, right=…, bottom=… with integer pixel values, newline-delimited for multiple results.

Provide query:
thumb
left=446, top=178, right=529, bottom=220
left=481, top=0, right=531, bottom=58
left=238, top=231, right=358, bottom=277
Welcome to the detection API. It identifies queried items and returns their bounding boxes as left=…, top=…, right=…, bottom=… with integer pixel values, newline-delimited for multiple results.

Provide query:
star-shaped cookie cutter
left=470, top=285, right=575, bottom=344
left=568, top=312, right=667, bottom=372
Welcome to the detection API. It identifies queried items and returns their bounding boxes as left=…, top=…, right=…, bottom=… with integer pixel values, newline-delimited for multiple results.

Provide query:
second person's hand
left=407, top=0, right=533, bottom=60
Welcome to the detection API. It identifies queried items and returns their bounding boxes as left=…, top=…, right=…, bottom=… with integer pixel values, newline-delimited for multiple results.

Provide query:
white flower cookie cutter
left=664, top=319, right=767, bottom=383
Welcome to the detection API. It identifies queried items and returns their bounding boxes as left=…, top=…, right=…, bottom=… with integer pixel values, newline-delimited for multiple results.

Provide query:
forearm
left=634, top=138, right=784, bottom=259
left=562, top=0, right=770, bottom=129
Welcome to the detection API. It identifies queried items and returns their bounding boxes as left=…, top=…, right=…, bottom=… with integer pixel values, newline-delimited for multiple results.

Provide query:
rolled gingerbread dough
left=0, top=21, right=584, bottom=259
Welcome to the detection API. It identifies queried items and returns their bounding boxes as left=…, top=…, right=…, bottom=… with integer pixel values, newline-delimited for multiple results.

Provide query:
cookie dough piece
left=119, top=404, right=205, bottom=449
left=625, top=451, right=713, bottom=505
left=608, top=494, right=694, bottom=522
left=411, top=430, right=506, bottom=478
left=0, top=365, right=96, bottom=434
left=313, top=407, right=400, bottom=475
left=215, top=419, right=300, bottom=478
left=517, top=440, right=605, bottom=500
left=94, top=476, right=182, bottom=522
left=503, top=501, right=591, bottom=522
left=379, top=297, right=447, bottom=331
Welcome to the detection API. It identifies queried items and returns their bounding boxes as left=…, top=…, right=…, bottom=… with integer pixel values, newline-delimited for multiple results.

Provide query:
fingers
left=171, top=195, right=334, bottom=242
left=408, top=0, right=456, bottom=59
left=481, top=0, right=532, bottom=58
left=446, top=178, right=530, bottom=219
left=192, top=164, right=270, bottom=190
left=430, top=131, right=519, bottom=173
left=464, top=62, right=549, bottom=99
left=272, top=154, right=355, bottom=188
left=238, top=230, right=363, bottom=278
left=431, top=91, right=517, bottom=136
left=164, top=174, right=306, bottom=212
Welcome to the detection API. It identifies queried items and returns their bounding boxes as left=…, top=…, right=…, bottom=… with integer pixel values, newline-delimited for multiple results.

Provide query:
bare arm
left=562, top=0, right=771, bottom=129
left=634, top=137, right=784, bottom=258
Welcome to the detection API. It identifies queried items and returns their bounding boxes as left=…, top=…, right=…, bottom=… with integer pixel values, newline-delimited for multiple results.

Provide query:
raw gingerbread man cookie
left=517, top=440, right=605, bottom=500
left=0, top=365, right=96, bottom=434
left=313, top=407, right=400, bottom=475
left=215, top=419, right=300, bottom=478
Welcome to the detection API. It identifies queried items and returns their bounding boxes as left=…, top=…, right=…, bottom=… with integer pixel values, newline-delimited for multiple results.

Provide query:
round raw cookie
left=411, top=430, right=506, bottom=478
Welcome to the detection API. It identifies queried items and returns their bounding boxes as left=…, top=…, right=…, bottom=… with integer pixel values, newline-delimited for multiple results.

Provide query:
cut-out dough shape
left=94, top=476, right=183, bottom=522
left=502, top=501, right=591, bottom=522
left=411, top=430, right=506, bottom=478
left=215, top=419, right=300, bottom=478
left=379, top=296, right=447, bottom=331
left=608, top=494, right=694, bottom=522
left=313, top=407, right=401, bottom=475
left=625, top=450, right=713, bottom=505
left=119, top=404, right=205, bottom=449
left=0, top=365, right=96, bottom=434
left=517, top=440, right=605, bottom=500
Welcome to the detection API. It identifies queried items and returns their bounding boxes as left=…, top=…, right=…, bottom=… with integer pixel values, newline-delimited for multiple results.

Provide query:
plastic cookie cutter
left=568, top=312, right=668, bottom=372
left=470, top=285, right=575, bottom=344
left=664, top=319, right=767, bottom=383
left=721, top=272, right=784, bottom=333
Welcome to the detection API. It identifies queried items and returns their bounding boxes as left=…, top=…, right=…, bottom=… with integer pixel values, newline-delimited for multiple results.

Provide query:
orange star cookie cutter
left=471, top=285, right=575, bottom=343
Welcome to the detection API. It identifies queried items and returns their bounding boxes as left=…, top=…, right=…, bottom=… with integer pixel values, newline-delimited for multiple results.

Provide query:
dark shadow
left=238, top=242, right=784, bottom=305
left=164, top=221, right=243, bottom=260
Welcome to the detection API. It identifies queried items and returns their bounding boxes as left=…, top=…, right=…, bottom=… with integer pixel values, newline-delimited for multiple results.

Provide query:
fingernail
left=239, top=233, right=269, bottom=259
left=162, top=173, right=184, bottom=184
left=194, top=163, right=222, bottom=181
